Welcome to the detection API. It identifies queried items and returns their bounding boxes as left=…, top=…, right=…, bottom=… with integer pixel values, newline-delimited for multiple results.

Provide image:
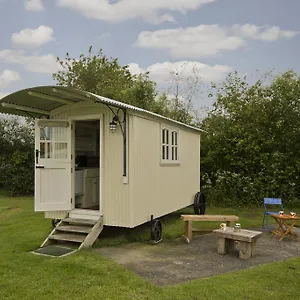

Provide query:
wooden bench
left=213, top=227, right=262, bottom=259
left=181, top=214, right=239, bottom=243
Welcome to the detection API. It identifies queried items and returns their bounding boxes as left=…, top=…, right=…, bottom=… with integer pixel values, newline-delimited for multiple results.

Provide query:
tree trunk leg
left=217, top=237, right=228, bottom=255
left=239, top=241, right=252, bottom=259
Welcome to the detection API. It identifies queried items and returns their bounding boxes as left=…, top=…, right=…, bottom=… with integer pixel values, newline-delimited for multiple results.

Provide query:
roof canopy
left=0, top=86, right=204, bottom=133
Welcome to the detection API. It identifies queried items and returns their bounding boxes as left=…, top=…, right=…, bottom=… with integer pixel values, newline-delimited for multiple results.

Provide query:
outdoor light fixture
left=104, top=105, right=127, bottom=177
left=109, top=115, right=119, bottom=133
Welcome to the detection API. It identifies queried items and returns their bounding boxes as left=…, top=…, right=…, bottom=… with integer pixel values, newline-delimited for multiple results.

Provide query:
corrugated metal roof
left=0, top=85, right=204, bottom=133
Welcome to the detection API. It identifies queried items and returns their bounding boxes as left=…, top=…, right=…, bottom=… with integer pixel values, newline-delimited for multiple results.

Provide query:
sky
left=0, top=0, right=299, bottom=110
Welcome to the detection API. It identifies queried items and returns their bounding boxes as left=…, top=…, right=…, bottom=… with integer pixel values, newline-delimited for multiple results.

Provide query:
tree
left=200, top=70, right=300, bottom=206
left=0, top=117, right=34, bottom=196
left=53, top=46, right=160, bottom=112
left=53, top=46, right=198, bottom=125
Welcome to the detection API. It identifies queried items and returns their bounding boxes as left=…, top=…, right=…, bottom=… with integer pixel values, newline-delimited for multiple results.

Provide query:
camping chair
left=262, top=198, right=283, bottom=229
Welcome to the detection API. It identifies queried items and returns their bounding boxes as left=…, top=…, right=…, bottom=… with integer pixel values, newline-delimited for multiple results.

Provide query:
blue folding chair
left=262, top=198, right=283, bottom=228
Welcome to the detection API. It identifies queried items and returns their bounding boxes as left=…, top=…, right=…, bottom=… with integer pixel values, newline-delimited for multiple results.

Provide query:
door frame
left=69, top=114, right=103, bottom=215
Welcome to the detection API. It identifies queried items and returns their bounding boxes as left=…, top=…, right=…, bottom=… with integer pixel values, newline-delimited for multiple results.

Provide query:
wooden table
left=213, top=227, right=262, bottom=259
left=181, top=215, right=239, bottom=243
left=270, top=214, right=300, bottom=241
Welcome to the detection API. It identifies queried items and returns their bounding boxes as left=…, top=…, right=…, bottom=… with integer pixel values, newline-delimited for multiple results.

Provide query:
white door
left=35, top=119, right=72, bottom=211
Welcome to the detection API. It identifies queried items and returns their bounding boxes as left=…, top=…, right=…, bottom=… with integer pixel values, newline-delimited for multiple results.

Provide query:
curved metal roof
left=0, top=85, right=204, bottom=133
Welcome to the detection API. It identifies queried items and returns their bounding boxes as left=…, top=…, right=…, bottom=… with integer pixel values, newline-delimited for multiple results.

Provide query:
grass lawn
left=1, top=193, right=300, bottom=300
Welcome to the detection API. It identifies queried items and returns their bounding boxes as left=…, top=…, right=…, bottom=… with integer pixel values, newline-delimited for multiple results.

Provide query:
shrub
left=0, top=117, right=34, bottom=196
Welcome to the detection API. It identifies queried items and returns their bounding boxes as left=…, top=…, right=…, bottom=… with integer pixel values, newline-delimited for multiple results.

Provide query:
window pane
left=55, top=142, right=67, bottom=159
left=47, top=142, right=52, bottom=158
left=40, top=142, right=52, bottom=159
left=166, top=146, right=169, bottom=159
left=162, top=129, right=165, bottom=144
left=53, top=127, right=67, bottom=141
left=40, top=127, right=51, bottom=140
left=175, top=147, right=178, bottom=160
left=166, top=130, right=169, bottom=144
left=172, top=147, right=174, bottom=160
left=175, top=132, right=178, bottom=145
left=162, top=145, right=165, bottom=160
left=40, top=143, right=45, bottom=158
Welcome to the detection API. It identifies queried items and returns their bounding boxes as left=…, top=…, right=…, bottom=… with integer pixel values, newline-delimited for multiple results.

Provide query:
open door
left=35, top=119, right=72, bottom=211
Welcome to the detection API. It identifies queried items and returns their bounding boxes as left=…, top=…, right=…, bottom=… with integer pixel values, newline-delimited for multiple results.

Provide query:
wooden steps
left=41, top=215, right=103, bottom=250
left=55, top=225, right=92, bottom=234
left=49, top=233, right=86, bottom=243
left=62, top=218, right=97, bottom=226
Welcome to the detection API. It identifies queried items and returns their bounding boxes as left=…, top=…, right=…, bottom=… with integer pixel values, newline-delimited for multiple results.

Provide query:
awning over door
left=0, top=86, right=96, bottom=118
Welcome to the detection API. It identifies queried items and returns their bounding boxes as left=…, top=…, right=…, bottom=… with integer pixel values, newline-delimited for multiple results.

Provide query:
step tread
left=62, top=218, right=97, bottom=226
left=49, top=233, right=86, bottom=243
left=56, top=225, right=92, bottom=234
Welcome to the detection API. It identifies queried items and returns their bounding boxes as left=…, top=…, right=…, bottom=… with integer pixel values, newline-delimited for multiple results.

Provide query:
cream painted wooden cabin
left=0, top=86, right=204, bottom=248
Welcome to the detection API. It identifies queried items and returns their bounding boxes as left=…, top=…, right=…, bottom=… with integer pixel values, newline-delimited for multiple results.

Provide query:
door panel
left=35, top=120, right=72, bottom=212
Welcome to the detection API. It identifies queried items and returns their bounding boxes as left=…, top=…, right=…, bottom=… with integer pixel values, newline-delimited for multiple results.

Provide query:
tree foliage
left=53, top=46, right=197, bottom=125
left=54, top=46, right=158, bottom=110
left=0, top=117, right=34, bottom=196
left=201, top=70, right=300, bottom=206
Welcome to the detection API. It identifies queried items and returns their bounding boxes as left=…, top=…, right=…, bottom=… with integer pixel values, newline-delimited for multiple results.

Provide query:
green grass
left=1, top=194, right=300, bottom=300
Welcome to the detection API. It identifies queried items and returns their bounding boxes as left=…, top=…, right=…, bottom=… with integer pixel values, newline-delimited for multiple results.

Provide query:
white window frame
left=160, top=125, right=180, bottom=165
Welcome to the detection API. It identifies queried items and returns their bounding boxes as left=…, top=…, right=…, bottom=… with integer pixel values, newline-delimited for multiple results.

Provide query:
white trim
left=69, top=114, right=103, bottom=215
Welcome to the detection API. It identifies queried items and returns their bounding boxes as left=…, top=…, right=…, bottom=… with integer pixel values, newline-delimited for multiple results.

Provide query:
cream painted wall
left=131, top=115, right=200, bottom=227
left=43, top=102, right=201, bottom=228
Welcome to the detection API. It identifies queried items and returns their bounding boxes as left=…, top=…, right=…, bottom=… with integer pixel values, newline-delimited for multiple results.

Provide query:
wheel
left=150, top=219, right=162, bottom=243
left=193, top=192, right=206, bottom=215
left=51, top=219, right=60, bottom=228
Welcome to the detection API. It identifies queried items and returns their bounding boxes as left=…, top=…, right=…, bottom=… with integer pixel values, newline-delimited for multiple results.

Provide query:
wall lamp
left=109, top=108, right=125, bottom=136
left=106, top=106, right=127, bottom=177
left=109, top=115, right=119, bottom=133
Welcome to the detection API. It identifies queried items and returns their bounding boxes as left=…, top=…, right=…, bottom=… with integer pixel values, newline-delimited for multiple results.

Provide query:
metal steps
left=41, top=216, right=103, bottom=250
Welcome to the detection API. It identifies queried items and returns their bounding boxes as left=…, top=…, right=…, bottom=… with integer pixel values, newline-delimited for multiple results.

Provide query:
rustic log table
left=270, top=214, right=300, bottom=241
left=213, top=227, right=262, bottom=259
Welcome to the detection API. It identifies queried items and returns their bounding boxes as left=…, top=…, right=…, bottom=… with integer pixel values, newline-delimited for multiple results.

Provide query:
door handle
left=35, top=149, right=39, bottom=164
left=36, top=165, right=44, bottom=169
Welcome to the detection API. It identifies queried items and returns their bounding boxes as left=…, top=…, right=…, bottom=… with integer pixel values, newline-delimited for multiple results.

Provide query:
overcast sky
left=0, top=0, right=299, bottom=109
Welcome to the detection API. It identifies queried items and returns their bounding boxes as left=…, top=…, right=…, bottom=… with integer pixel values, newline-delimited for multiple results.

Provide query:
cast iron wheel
left=150, top=219, right=162, bottom=242
left=51, top=219, right=60, bottom=228
left=193, top=192, right=206, bottom=215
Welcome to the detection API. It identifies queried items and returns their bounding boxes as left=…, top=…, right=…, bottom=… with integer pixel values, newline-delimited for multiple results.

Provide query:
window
left=39, top=126, right=68, bottom=159
left=161, top=127, right=179, bottom=162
